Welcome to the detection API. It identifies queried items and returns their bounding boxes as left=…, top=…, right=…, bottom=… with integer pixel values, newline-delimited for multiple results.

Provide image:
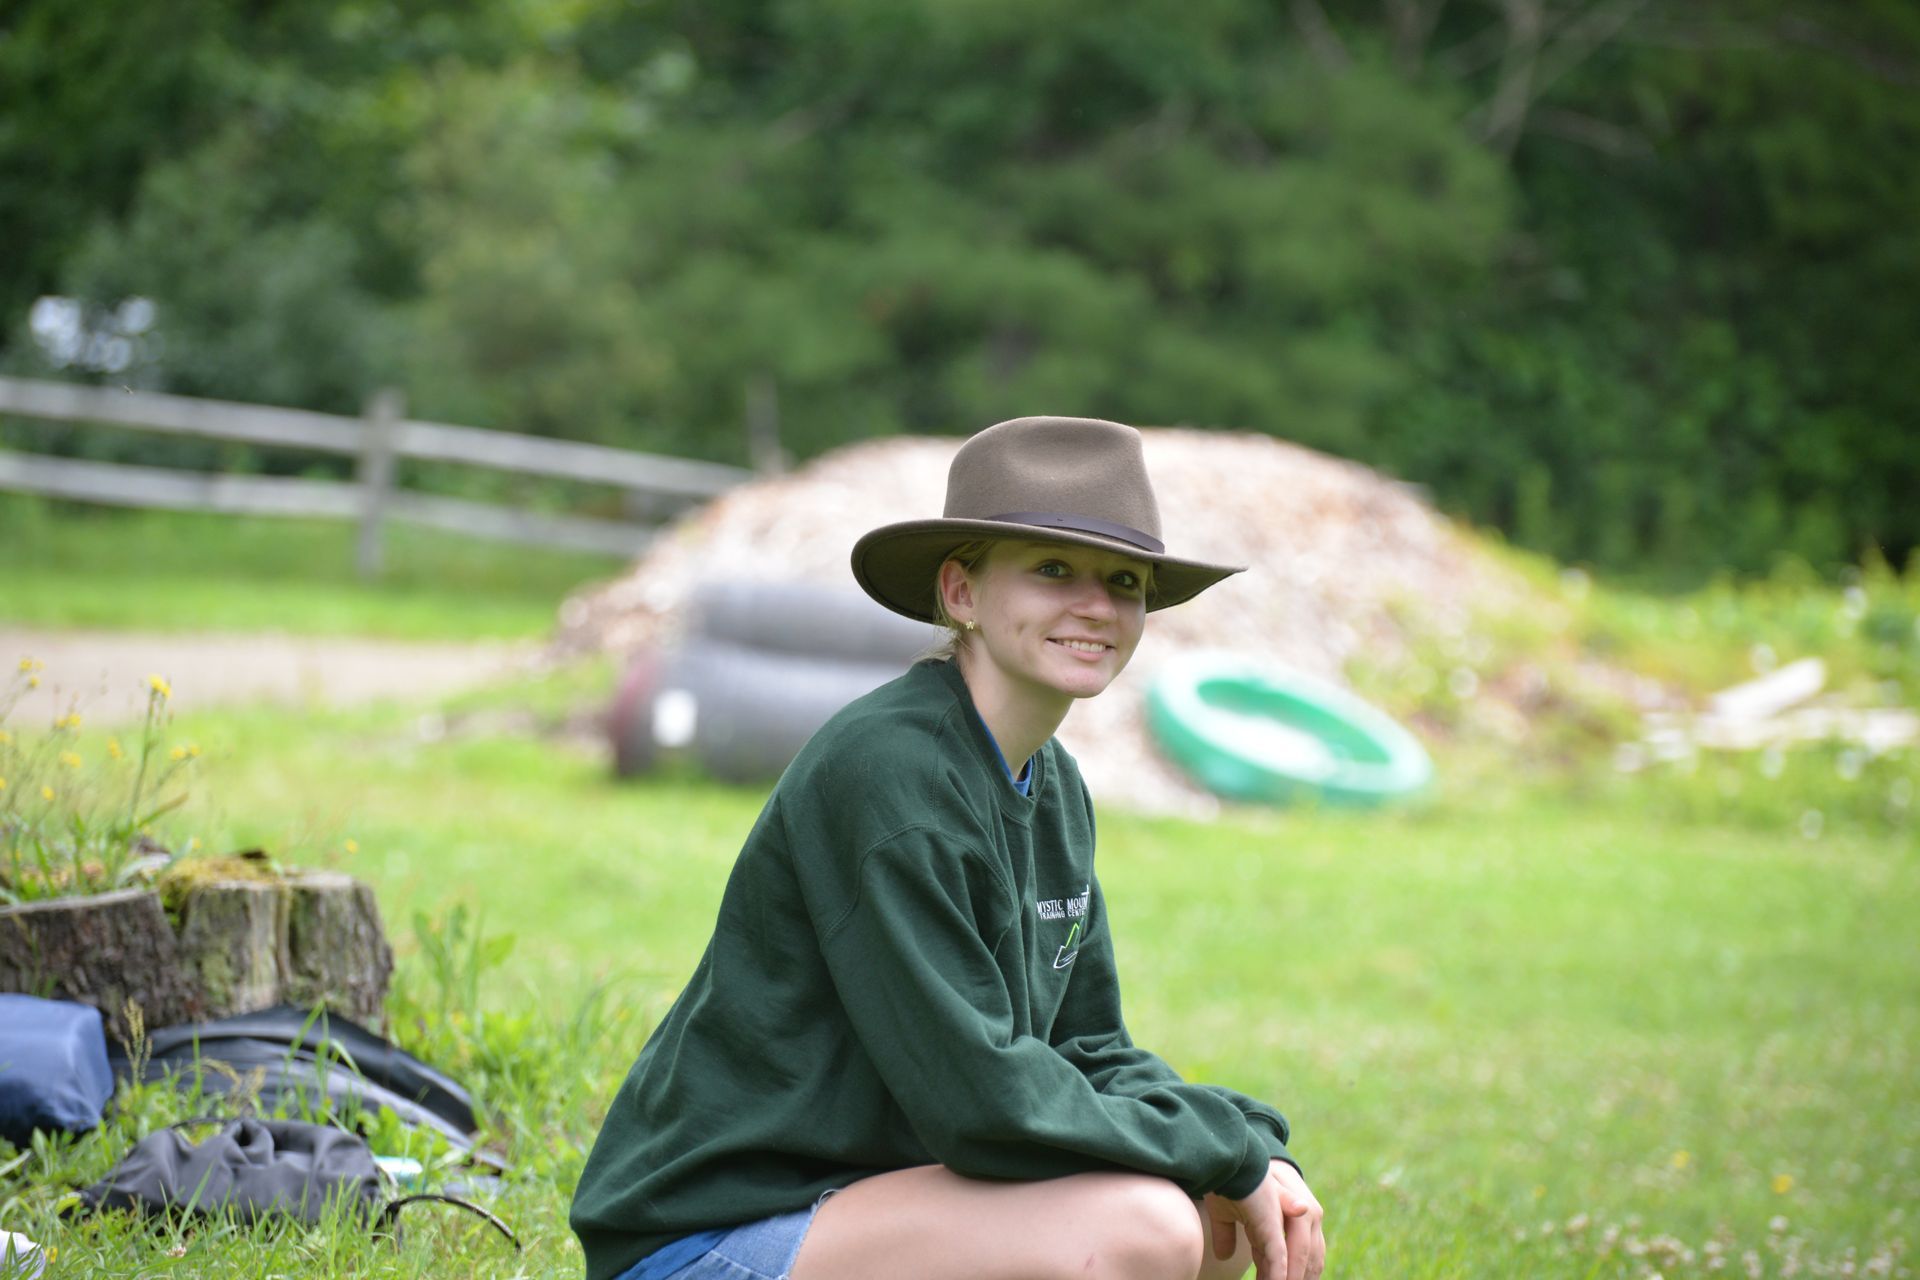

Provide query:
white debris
left=1709, top=658, right=1826, bottom=722
left=1640, top=659, right=1917, bottom=761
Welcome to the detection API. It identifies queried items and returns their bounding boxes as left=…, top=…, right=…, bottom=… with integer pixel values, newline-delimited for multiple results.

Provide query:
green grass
left=1, top=505, right=1916, bottom=1277
left=0, top=493, right=625, bottom=639
left=1, top=664, right=1913, bottom=1278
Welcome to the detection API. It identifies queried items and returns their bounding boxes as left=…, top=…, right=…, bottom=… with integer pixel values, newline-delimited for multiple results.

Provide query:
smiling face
left=940, top=539, right=1151, bottom=714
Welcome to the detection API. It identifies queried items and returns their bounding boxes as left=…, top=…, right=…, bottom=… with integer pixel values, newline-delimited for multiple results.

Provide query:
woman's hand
left=1204, top=1160, right=1326, bottom=1280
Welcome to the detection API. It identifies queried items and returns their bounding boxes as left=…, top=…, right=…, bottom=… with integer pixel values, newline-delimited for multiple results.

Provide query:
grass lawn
left=0, top=493, right=626, bottom=639
left=1, top=503, right=1916, bottom=1277
left=2, top=671, right=1913, bottom=1278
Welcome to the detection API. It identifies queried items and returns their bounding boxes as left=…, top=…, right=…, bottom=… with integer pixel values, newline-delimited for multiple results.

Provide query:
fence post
left=356, top=388, right=403, bottom=580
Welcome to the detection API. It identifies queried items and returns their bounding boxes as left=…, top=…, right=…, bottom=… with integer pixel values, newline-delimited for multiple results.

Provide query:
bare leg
left=789, top=1165, right=1251, bottom=1280
left=1196, top=1203, right=1255, bottom=1280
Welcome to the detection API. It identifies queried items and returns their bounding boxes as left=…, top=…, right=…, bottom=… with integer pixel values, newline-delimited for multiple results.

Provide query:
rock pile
left=555, top=430, right=1535, bottom=815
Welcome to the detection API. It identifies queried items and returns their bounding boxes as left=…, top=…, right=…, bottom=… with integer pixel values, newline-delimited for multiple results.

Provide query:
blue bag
left=0, top=995, right=114, bottom=1146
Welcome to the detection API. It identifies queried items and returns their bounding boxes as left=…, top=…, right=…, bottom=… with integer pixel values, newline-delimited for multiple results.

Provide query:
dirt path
left=1, top=626, right=536, bottom=726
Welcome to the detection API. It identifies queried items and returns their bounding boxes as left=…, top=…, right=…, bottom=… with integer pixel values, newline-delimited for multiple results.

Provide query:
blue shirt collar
left=970, top=707, right=1033, bottom=797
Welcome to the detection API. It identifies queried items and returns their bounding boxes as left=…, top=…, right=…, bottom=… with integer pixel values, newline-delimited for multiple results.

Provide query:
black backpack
left=75, top=1116, right=517, bottom=1250
left=109, top=1004, right=485, bottom=1156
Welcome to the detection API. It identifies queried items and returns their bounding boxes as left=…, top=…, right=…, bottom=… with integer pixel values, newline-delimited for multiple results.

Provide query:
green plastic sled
left=1146, top=652, right=1433, bottom=807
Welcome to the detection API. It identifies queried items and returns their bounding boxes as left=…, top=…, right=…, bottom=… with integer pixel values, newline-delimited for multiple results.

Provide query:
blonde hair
left=922, top=539, right=994, bottom=661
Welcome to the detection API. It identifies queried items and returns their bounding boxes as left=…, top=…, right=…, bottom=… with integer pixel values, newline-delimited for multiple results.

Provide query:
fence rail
left=0, top=376, right=754, bottom=572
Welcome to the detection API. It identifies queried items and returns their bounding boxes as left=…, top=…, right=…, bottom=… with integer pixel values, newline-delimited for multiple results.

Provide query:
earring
left=963, top=620, right=977, bottom=632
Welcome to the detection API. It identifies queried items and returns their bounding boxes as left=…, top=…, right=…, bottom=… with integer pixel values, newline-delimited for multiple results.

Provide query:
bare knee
left=1094, top=1176, right=1206, bottom=1280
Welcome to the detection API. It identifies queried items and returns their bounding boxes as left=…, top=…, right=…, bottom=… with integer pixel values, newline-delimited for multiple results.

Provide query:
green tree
left=9, top=0, right=1915, bottom=578
left=0, top=1, right=224, bottom=333
left=1337, top=0, right=1920, bottom=575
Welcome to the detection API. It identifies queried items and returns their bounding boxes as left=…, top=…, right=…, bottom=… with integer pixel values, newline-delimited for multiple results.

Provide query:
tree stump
left=176, top=880, right=286, bottom=1017
left=281, top=872, right=393, bottom=1024
left=0, top=870, right=392, bottom=1048
left=0, top=889, right=202, bottom=1044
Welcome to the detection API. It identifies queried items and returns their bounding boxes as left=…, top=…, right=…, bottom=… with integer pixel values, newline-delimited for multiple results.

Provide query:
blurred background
left=4, top=0, right=1916, bottom=582
left=3, top=5, right=1918, bottom=1277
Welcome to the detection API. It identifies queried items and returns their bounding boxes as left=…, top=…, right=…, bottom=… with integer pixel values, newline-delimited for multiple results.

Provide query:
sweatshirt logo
left=1036, top=884, right=1090, bottom=970
left=1053, top=922, right=1082, bottom=969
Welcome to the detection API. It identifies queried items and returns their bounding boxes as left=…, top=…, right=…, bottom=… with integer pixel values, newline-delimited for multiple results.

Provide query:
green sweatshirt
left=570, top=659, right=1295, bottom=1280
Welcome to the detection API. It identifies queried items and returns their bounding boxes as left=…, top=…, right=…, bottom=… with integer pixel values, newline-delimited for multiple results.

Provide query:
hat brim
left=851, top=518, right=1245, bottom=624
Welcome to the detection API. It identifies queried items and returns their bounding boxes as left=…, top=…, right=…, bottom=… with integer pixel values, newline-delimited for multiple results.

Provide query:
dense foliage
left=2, top=0, right=1914, bottom=579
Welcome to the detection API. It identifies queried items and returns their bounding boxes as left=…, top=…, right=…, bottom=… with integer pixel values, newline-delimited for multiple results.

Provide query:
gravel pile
left=555, top=430, right=1536, bottom=816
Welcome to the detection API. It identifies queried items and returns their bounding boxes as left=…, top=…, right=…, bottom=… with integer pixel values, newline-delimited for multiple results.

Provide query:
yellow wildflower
left=41, top=785, right=54, bottom=802
left=148, top=674, right=172, bottom=700
left=1672, top=1150, right=1691, bottom=1169
left=27, top=676, right=39, bottom=689
left=17, top=657, right=40, bottom=672
left=170, top=746, right=187, bottom=761
left=108, top=739, right=124, bottom=760
left=187, top=743, right=201, bottom=758
left=54, top=713, right=82, bottom=730
left=344, top=839, right=360, bottom=854
left=0, top=776, right=7, bottom=790
left=0, top=729, right=10, bottom=744
left=59, top=751, right=82, bottom=769
left=1772, top=1173, right=1794, bottom=1195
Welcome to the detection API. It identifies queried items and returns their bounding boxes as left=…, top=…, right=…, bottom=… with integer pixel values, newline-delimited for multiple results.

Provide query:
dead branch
left=1476, top=0, right=1658, bottom=158
left=1776, top=14, right=1920, bottom=88
left=1290, top=0, right=1353, bottom=71
left=1481, top=0, right=1545, bottom=158
left=1530, top=107, right=1657, bottom=158
left=1529, top=0, right=1659, bottom=105
left=1383, top=0, right=1449, bottom=75
left=1436, top=17, right=1515, bottom=79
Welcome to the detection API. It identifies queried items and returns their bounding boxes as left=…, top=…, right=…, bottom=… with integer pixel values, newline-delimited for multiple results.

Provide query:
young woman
left=572, top=416, right=1326, bottom=1280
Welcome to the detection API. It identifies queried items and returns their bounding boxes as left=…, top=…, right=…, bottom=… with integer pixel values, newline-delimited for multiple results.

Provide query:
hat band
left=987, top=511, right=1166, bottom=555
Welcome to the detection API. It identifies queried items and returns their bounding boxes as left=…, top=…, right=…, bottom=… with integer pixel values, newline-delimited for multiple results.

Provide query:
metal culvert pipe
left=610, top=583, right=938, bottom=782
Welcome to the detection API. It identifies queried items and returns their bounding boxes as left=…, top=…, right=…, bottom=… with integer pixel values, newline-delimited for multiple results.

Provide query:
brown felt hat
left=851, top=415, right=1245, bottom=623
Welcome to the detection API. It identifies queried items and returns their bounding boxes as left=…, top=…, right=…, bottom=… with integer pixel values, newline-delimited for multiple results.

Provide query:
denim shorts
left=617, top=1191, right=835, bottom=1280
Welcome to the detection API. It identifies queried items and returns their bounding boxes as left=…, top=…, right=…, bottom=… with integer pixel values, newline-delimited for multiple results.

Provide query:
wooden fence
left=0, top=377, right=753, bottom=575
